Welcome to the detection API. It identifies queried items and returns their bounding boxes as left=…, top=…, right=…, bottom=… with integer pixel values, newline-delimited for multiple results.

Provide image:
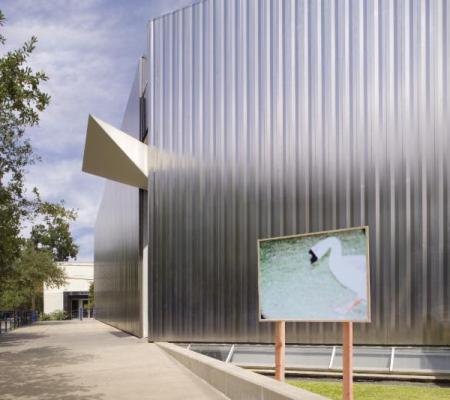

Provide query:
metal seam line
left=329, top=346, right=337, bottom=369
left=225, top=344, right=236, bottom=363
left=389, top=347, right=396, bottom=372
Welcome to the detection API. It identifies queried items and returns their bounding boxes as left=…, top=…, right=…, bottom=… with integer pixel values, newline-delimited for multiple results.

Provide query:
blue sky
left=1, top=0, right=196, bottom=260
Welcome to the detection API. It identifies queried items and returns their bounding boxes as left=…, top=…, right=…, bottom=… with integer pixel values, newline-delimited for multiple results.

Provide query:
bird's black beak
left=309, top=249, right=318, bottom=264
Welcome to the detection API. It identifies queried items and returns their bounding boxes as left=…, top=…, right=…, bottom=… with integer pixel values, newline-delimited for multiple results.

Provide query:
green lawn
left=288, top=380, right=450, bottom=400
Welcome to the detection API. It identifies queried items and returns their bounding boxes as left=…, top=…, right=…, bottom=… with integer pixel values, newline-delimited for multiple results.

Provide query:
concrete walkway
left=0, top=319, right=227, bottom=400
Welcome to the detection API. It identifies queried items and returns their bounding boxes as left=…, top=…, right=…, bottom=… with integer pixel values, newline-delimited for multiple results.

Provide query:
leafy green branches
left=0, top=241, right=67, bottom=310
left=0, top=11, right=5, bottom=45
left=88, top=282, right=95, bottom=309
left=0, top=8, right=50, bottom=222
left=0, top=11, right=78, bottom=309
left=31, top=202, right=79, bottom=262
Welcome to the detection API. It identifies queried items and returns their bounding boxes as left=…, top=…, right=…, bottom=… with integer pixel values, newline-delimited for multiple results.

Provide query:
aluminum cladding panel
left=94, top=70, right=142, bottom=337
left=146, top=0, right=450, bottom=345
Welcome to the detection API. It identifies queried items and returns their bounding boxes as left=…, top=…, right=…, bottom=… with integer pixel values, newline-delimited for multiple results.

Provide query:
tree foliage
left=0, top=242, right=66, bottom=310
left=0, top=11, right=78, bottom=309
left=88, top=282, right=95, bottom=309
left=31, top=202, right=79, bottom=262
left=0, top=9, right=50, bottom=198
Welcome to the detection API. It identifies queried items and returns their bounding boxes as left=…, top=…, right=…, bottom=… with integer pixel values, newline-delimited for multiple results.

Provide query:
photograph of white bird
left=309, top=236, right=367, bottom=314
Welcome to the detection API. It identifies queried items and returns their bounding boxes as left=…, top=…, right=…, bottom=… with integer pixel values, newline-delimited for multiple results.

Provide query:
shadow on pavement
left=0, top=345, right=105, bottom=400
left=0, top=332, right=48, bottom=347
left=108, top=330, right=131, bottom=338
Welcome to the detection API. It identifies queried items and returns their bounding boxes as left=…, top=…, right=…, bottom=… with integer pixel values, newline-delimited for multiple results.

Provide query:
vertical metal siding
left=147, top=0, right=450, bottom=345
left=94, top=70, right=142, bottom=337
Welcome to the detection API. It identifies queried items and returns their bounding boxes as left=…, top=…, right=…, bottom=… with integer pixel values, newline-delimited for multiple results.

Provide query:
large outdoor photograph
left=258, top=227, right=370, bottom=322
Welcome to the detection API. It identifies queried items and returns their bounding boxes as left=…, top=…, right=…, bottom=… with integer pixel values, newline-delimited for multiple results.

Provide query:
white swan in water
left=309, top=236, right=367, bottom=314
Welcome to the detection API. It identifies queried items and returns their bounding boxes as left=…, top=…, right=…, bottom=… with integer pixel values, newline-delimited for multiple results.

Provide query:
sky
left=1, top=0, right=196, bottom=261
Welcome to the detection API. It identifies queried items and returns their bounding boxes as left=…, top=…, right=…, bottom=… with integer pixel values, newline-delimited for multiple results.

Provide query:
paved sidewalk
left=0, top=319, right=227, bottom=400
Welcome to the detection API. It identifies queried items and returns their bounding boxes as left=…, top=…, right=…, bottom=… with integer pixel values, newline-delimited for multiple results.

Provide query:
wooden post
left=275, top=320, right=286, bottom=381
left=342, top=322, right=353, bottom=400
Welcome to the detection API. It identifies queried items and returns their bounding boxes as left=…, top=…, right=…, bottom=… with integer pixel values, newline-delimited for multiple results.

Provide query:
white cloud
left=21, top=158, right=105, bottom=262
left=2, top=1, right=144, bottom=153
left=1, top=0, right=146, bottom=260
left=1, top=0, right=198, bottom=260
left=25, top=159, right=104, bottom=225
left=74, top=229, right=96, bottom=262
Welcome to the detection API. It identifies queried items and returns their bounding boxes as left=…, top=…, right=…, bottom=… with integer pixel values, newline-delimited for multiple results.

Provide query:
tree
left=0, top=242, right=66, bottom=310
left=88, top=282, right=95, bottom=310
left=31, top=202, right=79, bottom=262
left=0, top=10, right=51, bottom=283
left=0, top=11, right=78, bottom=309
left=0, top=11, right=50, bottom=175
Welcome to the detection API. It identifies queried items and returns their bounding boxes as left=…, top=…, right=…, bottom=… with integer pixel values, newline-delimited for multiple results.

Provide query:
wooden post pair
left=274, top=321, right=353, bottom=400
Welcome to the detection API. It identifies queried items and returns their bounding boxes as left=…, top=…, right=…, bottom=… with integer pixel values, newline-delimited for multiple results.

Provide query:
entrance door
left=64, top=292, right=90, bottom=319
left=71, top=299, right=79, bottom=319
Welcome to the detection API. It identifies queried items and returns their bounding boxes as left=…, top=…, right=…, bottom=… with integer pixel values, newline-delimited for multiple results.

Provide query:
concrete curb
left=157, top=342, right=329, bottom=400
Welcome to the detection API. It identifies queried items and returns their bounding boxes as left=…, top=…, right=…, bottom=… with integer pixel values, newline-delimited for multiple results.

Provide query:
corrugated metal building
left=86, top=0, right=450, bottom=345
left=93, top=72, right=143, bottom=336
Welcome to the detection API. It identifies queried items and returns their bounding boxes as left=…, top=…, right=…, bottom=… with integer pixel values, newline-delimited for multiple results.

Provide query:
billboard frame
left=257, top=226, right=371, bottom=323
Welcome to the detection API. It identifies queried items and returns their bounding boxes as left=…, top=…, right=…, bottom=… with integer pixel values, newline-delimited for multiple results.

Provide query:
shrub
left=50, top=310, right=67, bottom=320
left=40, top=310, right=67, bottom=321
left=40, top=313, right=51, bottom=321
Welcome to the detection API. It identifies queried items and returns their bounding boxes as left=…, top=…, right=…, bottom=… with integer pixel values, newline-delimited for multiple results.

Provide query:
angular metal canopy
left=82, top=115, right=148, bottom=190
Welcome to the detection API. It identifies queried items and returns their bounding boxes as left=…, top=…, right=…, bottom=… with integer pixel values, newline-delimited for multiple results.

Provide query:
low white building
left=43, top=262, right=93, bottom=319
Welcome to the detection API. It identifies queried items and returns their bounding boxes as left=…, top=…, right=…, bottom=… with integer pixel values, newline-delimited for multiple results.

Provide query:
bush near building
left=40, top=310, right=68, bottom=321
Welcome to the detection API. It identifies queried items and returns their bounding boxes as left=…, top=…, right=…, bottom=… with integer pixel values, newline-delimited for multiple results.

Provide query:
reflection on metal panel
left=186, top=343, right=450, bottom=375
left=394, top=348, right=450, bottom=374
left=94, top=69, right=142, bottom=337
left=147, top=0, right=450, bottom=345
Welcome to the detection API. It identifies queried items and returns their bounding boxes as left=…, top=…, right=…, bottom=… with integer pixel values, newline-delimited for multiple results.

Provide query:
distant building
left=43, top=262, right=93, bottom=319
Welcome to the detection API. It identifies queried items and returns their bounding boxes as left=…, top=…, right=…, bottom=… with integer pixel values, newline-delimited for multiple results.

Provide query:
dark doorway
left=63, top=291, right=90, bottom=319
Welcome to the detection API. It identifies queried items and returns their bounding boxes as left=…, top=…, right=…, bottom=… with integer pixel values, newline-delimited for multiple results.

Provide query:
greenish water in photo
left=259, top=230, right=368, bottom=321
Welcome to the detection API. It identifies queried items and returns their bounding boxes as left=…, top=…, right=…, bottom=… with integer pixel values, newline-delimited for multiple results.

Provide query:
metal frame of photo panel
left=257, top=226, right=371, bottom=323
